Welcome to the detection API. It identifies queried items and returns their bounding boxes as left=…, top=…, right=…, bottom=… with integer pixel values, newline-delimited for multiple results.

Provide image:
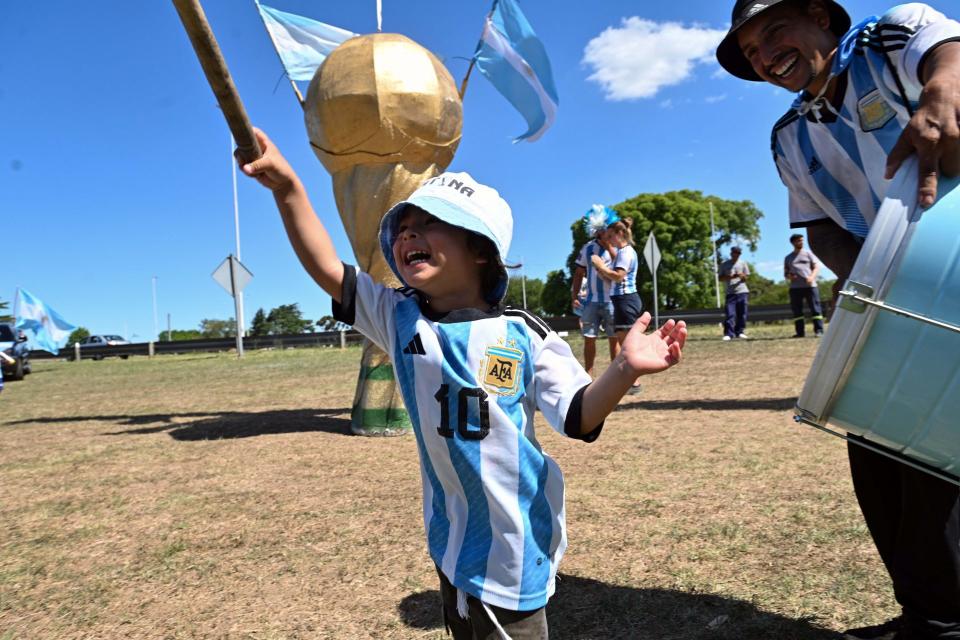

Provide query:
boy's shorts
left=436, top=565, right=548, bottom=640
left=580, top=301, right=615, bottom=338
left=612, top=293, right=642, bottom=331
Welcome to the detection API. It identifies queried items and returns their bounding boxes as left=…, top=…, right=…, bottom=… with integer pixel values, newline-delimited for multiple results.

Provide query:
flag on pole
left=474, top=0, right=559, bottom=143
left=14, top=288, right=76, bottom=355
left=256, top=3, right=356, bottom=82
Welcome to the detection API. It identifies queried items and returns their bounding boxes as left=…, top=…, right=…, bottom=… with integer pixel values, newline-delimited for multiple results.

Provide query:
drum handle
left=838, top=288, right=960, bottom=335
left=793, top=414, right=960, bottom=487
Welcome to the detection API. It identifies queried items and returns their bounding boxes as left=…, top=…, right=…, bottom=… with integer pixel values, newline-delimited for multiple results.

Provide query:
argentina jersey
left=575, top=239, right=613, bottom=303
left=333, top=265, right=600, bottom=611
left=772, top=4, right=960, bottom=238
left=611, top=244, right=639, bottom=296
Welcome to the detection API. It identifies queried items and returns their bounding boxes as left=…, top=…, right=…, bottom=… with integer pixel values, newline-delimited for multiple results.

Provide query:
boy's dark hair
left=790, top=233, right=804, bottom=242
left=466, top=232, right=510, bottom=304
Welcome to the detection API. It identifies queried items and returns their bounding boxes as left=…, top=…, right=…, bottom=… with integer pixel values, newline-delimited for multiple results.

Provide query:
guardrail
left=29, top=302, right=815, bottom=360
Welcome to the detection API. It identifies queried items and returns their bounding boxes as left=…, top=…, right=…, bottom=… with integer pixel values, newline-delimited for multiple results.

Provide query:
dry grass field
left=0, top=324, right=898, bottom=639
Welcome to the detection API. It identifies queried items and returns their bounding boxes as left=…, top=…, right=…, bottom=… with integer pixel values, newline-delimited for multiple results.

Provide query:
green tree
left=541, top=270, right=571, bottom=316
left=199, top=318, right=235, bottom=339
left=249, top=308, right=272, bottom=337
left=503, top=276, right=544, bottom=314
left=567, top=191, right=763, bottom=310
left=68, top=327, right=90, bottom=345
left=267, top=304, right=313, bottom=335
left=0, top=298, right=11, bottom=323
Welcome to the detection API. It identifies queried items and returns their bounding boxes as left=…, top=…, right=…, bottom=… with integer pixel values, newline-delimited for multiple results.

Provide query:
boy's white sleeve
left=876, top=4, right=960, bottom=94
left=331, top=264, right=398, bottom=354
left=533, top=330, right=604, bottom=442
left=574, top=243, right=590, bottom=268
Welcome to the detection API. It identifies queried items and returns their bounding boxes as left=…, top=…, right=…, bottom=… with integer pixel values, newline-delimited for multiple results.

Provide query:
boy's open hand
left=238, top=128, right=297, bottom=193
left=619, top=312, right=686, bottom=376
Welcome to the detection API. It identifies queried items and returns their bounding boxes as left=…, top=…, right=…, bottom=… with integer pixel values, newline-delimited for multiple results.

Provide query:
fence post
left=74, top=342, right=81, bottom=362
left=148, top=341, right=155, bottom=358
left=339, top=331, right=346, bottom=349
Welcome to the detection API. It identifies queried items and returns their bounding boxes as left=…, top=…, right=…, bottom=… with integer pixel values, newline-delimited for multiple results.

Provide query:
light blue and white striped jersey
left=575, top=239, right=613, bottom=303
left=772, top=4, right=960, bottom=238
left=611, top=244, right=639, bottom=296
left=333, top=266, right=601, bottom=611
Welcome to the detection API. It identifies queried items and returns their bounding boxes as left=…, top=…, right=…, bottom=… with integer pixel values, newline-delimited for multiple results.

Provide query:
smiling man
left=716, top=2, right=960, bottom=639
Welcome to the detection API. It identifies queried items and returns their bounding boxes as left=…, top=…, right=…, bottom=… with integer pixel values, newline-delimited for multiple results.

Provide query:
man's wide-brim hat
left=716, top=0, right=851, bottom=81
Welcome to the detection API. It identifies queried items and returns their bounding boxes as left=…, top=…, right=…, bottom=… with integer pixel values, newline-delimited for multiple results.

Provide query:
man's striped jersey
left=611, top=244, right=639, bottom=296
left=333, top=266, right=601, bottom=611
left=576, top=239, right=614, bottom=303
left=772, top=3, right=960, bottom=238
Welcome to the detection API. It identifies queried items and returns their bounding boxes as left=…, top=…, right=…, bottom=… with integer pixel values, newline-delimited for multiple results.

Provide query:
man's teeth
left=773, top=54, right=798, bottom=78
left=406, top=251, right=430, bottom=265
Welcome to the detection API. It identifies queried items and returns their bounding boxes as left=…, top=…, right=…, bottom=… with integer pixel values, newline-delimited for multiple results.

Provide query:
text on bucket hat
left=378, top=172, right=514, bottom=303
left=715, top=0, right=851, bottom=81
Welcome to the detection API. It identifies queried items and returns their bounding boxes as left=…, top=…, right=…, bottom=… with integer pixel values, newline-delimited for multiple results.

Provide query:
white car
left=77, top=335, right=130, bottom=360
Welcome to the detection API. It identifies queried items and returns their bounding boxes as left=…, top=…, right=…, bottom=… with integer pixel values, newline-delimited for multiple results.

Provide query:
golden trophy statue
left=304, top=33, right=462, bottom=435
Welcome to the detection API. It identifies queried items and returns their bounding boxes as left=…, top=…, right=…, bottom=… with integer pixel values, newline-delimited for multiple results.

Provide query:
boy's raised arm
left=240, top=128, right=345, bottom=302
left=578, top=313, right=686, bottom=433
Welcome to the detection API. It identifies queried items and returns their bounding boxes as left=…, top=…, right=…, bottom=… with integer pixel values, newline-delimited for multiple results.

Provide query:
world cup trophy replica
left=304, top=33, right=463, bottom=435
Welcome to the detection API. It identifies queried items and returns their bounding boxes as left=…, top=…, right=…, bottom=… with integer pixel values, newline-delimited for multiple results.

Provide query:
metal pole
left=231, top=133, right=246, bottom=338
left=652, top=266, right=660, bottom=329
left=229, top=255, right=244, bottom=358
left=710, top=202, right=721, bottom=308
left=521, top=257, right=527, bottom=309
left=167, top=313, right=172, bottom=342
left=152, top=276, right=159, bottom=342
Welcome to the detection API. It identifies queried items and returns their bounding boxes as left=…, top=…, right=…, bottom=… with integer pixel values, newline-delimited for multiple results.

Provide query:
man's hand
left=239, top=128, right=299, bottom=194
left=885, top=44, right=960, bottom=207
left=619, top=312, right=686, bottom=376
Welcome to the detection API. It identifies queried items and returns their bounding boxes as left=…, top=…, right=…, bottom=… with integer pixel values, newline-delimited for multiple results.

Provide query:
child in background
left=241, top=128, right=686, bottom=639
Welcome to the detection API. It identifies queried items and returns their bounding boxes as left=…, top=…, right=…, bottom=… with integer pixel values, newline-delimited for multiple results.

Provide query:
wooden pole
left=172, top=0, right=262, bottom=164
left=459, top=1, right=499, bottom=101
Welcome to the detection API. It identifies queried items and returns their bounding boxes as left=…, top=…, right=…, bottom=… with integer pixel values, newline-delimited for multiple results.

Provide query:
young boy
left=241, top=129, right=686, bottom=638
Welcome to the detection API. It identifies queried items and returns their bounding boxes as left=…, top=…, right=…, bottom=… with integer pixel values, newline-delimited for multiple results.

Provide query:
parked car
left=0, top=322, right=31, bottom=380
left=76, top=334, right=131, bottom=360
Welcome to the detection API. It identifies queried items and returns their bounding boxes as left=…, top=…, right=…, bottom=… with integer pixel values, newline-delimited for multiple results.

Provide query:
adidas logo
left=402, top=333, right=426, bottom=356
left=808, top=157, right=822, bottom=175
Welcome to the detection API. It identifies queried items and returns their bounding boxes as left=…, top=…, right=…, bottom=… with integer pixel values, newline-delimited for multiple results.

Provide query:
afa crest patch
left=858, top=90, right=896, bottom=132
left=480, top=343, right=524, bottom=397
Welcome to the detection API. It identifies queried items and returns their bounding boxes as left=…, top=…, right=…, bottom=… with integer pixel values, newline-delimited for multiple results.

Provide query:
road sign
left=211, top=255, right=253, bottom=358
left=643, top=232, right=661, bottom=328
left=212, top=255, right=253, bottom=295
left=643, top=232, right=661, bottom=273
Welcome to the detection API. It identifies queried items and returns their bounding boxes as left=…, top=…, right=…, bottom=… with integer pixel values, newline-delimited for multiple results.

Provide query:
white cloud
left=583, top=17, right=727, bottom=101
left=705, top=94, right=728, bottom=103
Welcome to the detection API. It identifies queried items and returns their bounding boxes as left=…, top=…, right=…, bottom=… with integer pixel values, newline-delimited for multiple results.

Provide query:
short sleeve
left=876, top=4, right=960, bottom=92
left=575, top=242, right=591, bottom=268
left=332, top=264, right=398, bottom=354
left=533, top=332, right=603, bottom=442
left=613, top=246, right=632, bottom=271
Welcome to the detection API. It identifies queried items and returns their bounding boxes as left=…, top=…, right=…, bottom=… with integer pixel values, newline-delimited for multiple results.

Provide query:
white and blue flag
left=14, top=288, right=76, bottom=355
left=474, top=0, right=559, bottom=143
left=256, top=3, right=356, bottom=82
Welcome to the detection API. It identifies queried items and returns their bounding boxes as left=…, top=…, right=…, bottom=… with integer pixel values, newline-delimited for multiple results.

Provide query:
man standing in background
left=784, top=233, right=824, bottom=337
left=719, top=246, right=750, bottom=340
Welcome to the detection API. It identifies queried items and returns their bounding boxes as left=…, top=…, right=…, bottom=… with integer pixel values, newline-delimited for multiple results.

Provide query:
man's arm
left=886, top=42, right=960, bottom=207
left=242, top=129, right=344, bottom=301
left=570, top=266, right=586, bottom=309
left=590, top=254, right=626, bottom=282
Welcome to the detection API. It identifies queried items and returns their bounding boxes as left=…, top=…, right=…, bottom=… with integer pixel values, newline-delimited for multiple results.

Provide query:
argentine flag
left=14, top=288, right=76, bottom=355
left=256, top=3, right=356, bottom=82
left=475, top=0, right=559, bottom=143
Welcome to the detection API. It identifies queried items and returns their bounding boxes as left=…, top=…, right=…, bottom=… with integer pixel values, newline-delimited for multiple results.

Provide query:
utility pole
left=710, top=202, right=721, bottom=308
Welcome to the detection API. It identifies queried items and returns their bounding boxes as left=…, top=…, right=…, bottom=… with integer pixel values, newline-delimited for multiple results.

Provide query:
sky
left=1, top=0, right=930, bottom=342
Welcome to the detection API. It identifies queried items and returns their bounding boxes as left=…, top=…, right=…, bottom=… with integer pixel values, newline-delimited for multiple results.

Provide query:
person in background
left=784, top=233, right=825, bottom=337
left=718, top=246, right=750, bottom=340
left=590, top=217, right=644, bottom=392
left=571, top=205, right=621, bottom=376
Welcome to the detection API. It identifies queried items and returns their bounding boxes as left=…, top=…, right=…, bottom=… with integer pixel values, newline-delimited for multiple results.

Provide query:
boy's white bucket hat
left=378, top=171, right=513, bottom=303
